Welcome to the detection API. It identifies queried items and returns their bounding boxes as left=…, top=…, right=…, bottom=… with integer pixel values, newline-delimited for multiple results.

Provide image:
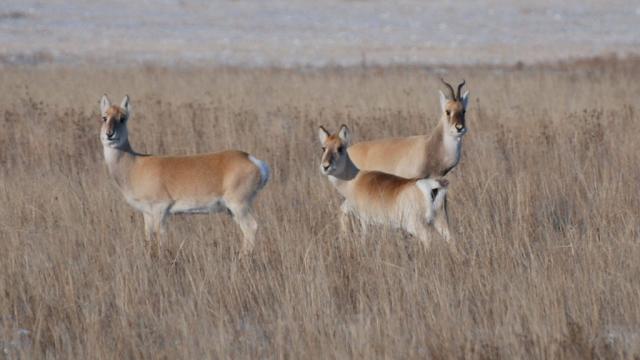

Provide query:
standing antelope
left=318, top=125, right=450, bottom=247
left=347, top=78, right=469, bottom=179
left=99, top=94, right=270, bottom=256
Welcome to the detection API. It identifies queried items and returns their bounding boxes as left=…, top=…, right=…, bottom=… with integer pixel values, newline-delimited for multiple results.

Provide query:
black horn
left=440, top=78, right=456, bottom=100
left=456, top=80, right=466, bottom=100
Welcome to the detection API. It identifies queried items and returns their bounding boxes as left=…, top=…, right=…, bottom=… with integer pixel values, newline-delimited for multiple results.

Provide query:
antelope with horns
left=99, top=95, right=270, bottom=256
left=318, top=125, right=450, bottom=246
left=347, top=78, right=469, bottom=179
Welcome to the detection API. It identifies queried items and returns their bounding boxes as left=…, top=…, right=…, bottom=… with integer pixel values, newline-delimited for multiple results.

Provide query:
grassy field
left=0, top=58, right=639, bottom=358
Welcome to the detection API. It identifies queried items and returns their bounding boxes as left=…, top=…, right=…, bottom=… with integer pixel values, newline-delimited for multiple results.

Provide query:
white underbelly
left=125, top=197, right=155, bottom=214
left=170, top=198, right=227, bottom=214
left=124, top=195, right=228, bottom=214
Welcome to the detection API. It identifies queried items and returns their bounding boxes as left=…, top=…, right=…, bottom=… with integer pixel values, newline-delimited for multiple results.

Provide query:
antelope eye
left=337, top=146, right=343, bottom=153
left=321, top=147, right=326, bottom=152
left=445, top=110, right=451, bottom=116
left=102, top=116, right=107, bottom=122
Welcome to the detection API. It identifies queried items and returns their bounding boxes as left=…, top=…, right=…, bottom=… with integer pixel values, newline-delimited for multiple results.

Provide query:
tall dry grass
left=0, top=59, right=639, bottom=358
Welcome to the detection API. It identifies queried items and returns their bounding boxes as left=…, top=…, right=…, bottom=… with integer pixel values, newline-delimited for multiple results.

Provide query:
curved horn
left=440, top=78, right=456, bottom=100
left=456, top=80, right=466, bottom=100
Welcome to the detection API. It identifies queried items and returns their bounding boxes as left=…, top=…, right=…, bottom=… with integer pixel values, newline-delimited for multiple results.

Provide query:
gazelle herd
left=100, top=79, right=468, bottom=256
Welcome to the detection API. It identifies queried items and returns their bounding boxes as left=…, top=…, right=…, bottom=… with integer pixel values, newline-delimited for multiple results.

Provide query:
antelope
left=318, top=125, right=451, bottom=247
left=99, top=94, right=270, bottom=257
left=347, top=78, right=469, bottom=179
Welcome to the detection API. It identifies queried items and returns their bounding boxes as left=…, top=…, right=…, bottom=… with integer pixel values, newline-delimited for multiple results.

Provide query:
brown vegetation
left=0, top=59, right=639, bottom=358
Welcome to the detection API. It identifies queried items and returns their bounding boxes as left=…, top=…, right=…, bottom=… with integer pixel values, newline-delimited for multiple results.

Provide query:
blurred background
left=2, top=1, right=640, bottom=358
left=1, top=0, right=639, bottom=67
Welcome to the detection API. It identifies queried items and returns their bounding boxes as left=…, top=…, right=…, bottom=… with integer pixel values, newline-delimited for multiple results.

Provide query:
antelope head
left=100, top=94, right=131, bottom=148
left=318, top=124, right=351, bottom=175
left=439, top=78, right=469, bottom=137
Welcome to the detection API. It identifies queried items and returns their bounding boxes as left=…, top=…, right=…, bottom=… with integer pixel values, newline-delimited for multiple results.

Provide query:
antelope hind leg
left=229, top=204, right=258, bottom=257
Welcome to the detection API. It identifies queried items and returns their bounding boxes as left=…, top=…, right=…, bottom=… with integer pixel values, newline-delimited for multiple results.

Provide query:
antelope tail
left=249, top=155, right=271, bottom=190
left=416, top=178, right=448, bottom=224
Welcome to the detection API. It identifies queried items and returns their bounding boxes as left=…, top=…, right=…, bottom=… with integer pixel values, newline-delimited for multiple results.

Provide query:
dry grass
left=1, top=59, right=639, bottom=359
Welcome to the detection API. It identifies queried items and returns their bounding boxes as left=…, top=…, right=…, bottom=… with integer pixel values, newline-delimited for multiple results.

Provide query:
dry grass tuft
left=0, top=60, right=639, bottom=358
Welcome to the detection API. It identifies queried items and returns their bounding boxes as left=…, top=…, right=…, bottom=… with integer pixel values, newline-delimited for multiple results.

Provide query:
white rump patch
left=416, top=178, right=442, bottom=192
left=249, top=155, right=271, bottom=189
left=416, top=178, right=445, bottom=224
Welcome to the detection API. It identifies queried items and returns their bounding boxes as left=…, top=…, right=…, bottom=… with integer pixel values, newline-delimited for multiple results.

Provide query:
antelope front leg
left=340, top=201, right=367, bottom=242
left=143, top=212, right=155, bottom=241
left=143, top=208, right=168, bottom=257
left=143, top=212, right=160, bottom=257
left=339, top=201, right=352, bottom=235
left=359, top=218, right=368, bottom=237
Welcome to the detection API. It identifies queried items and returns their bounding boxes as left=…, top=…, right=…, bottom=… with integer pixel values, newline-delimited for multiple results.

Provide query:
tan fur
left=129, top=151, right=260, bottom=203
left=348, top=83, right=468, bottom=179
left=319, top=125, right=450, bottom=247
left=100, top=95, right=269, bottom=257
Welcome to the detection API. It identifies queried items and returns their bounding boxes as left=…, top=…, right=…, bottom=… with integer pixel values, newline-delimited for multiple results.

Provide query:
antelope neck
left=103, top=140, right=137, bottom=190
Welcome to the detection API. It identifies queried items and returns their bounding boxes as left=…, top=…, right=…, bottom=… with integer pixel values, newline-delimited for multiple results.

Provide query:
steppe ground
left=0, top=58, right=639, bottom=358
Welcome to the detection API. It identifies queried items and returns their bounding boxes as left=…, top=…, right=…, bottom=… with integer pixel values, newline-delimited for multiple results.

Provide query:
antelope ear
left=100, top=94, right=111, bottom=116
left=461, top=90, right=469, bottom=109
left=120, top=95, right=131, bottom=115
left=318, top=126, right=330, bottom=144
left=439, top=90, right=447, bottom=112
left=338, top=124, right=350, bottom=145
